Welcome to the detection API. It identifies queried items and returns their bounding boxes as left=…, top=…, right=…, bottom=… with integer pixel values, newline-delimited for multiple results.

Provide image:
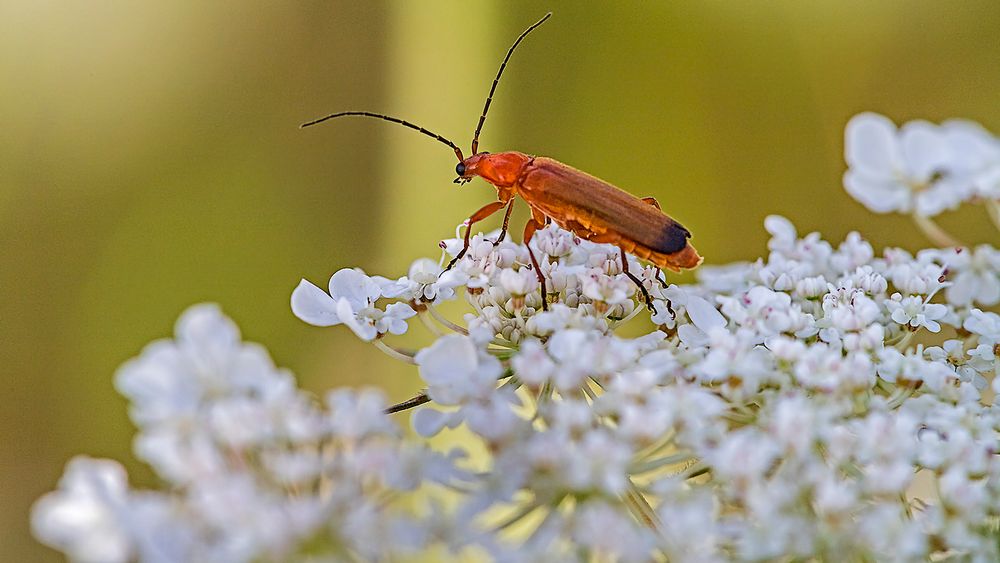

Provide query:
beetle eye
left=455, top=162, right=466, bottom=176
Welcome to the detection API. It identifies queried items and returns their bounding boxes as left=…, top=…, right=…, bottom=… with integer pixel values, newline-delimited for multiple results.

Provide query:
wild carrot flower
left=34, top=114, right=1000, bottom=561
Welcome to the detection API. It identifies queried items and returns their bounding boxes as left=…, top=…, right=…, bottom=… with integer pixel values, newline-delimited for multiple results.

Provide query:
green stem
left=632, top=430, right=678, bottom=463
left=426, top=302, right=467, bottom=334
left=986, top=199, right=1000, bottom=233
left=911, top=213, right=965, bottom=248
left=625, top=479, right=662, bottom=531
left=609, top=301, right=646, bottom=330
left=373, top=340, right=416, bottom=364
left=676, top=460, right=709, bottom=480
left=891, top=330, right=916, bottom=352
left=492, top=501, right=544, bottom=533
left=886, top=385, right=916, bottom=409
left=629, top=452, right=695, bottom=475
left=418, top=312, right=443, bottom=336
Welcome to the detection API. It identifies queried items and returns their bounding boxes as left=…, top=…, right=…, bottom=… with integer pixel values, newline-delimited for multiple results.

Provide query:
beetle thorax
left=461, top=151, right=532, bottom=188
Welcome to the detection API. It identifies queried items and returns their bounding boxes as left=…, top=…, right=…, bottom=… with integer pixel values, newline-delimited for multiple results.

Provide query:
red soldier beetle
left=302, top=12, right=702, bottom=312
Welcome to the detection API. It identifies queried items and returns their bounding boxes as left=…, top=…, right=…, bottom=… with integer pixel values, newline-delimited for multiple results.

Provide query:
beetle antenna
left=301, top=111, right=464, bottom=161
left=470, top=12, right=551, bottom=156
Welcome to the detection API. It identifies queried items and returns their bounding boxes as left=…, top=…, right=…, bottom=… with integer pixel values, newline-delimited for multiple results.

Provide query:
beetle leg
left=523, top=218, right=548, bottom=311
left=620, top=248, right=655, bottom=312
left=491, top=201, right=515, bottom=246
left=641, top=197, right=669, bottom=288
left=655, top=269, right=668, bottom=287
left=445, top=200, right=509, bottom=272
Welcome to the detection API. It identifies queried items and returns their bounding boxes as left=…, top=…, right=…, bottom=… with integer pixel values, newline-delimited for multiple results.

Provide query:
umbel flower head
left=34, top=114, right=1000, bottom=561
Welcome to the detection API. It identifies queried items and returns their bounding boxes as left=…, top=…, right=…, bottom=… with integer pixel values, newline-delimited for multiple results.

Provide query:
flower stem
left=609, top=302, right=645, bottom=330
left=676, top=460, right=709, bottom=480
left=418, top=312, right=443, bottom=336
left=911, top=213, right=965, bottom=248
left=632, top=430, right=678, bottom=462
left=886, top=385, right=916, bottom=409
left=373, top=340, right=416, bottom=364
left=385, top=392, right=430, bottom=414
left=624, top=480, right=661, bottom=531
left=629, top=452, right=695, bottom=475
left=491, top=501, right=543, bottom=533
left=986, top=199, right=1000, bottom=233
left=891, top=330, right=916, bottom=352
left=426, top=302, right=468, bottom=334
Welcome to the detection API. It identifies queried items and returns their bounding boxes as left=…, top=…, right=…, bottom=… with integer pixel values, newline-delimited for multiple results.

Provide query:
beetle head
left=454, top=152, right=489, bottom=185
left=454, top=151, right=530, bottom=188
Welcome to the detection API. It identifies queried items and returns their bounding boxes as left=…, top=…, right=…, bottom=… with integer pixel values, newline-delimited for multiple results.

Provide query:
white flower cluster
left=845, top=112, right=1000, bottom=217
left=32, top=305, right=469, bottom=562
left=34, top=114, right=1000, bottom=561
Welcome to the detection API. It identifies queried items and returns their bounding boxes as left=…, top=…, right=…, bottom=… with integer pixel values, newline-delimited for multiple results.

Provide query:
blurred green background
left=4, top=1, right=1000, bottom=560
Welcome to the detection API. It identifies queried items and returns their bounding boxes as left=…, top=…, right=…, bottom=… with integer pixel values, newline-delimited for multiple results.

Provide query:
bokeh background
left=4, top=1, right=1000, bottom=559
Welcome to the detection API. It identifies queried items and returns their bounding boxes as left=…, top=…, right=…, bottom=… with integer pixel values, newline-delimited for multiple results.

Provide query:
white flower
left=925, top=340, right=989, bottom=390
left=696, top=328, right=775, bottom=397
left=718, top=286, right=811, bottom=337
left=941, top=245, right=1000, bottom=307
left=839, top=265, right=887, bottom=295
left=764, top=214, right=798, bottom=254
left=940, top=119, right=1000, bottom=198
left=883, top=257, right=946, bottom=296
left=663, top=286, right=726, bottom=346
left=792, top=345, right=875, bottom=392
left=534, top=329, right=644, bottom=392
left=877, top=348, right=959, bottom=395
left=415, top=334, right=501, bottom=406
left=34, top=112, right=1000, bottom=563
left=655, top=485, right=722, bottom=561
left=291, top=268, right=379, bottom=325
left=571, top=501, right=653, bottom=562
left=115, top=304, right=318, bottom=483
left=326, top=388, right=396, bottom=439
left=412, top=334, right=524, bottom=442
left=886, top=293, right=948, bottom=332
left=580, top=269, right=631, bottom=306
left=531, top=224, right=577, bottom=258
left=794, top=275, right=827, bottom=299
left=525, top=302, right=607, bottom=336
left=818, top=287, right=880, bottom=343
left=963, top=309, right=1000, bottom=346
left=383, top=257, right=458, bottom=303
left=844, top=113, right=972, bottom=216
left=291, top=269, right=416, bottom=340
left=831, top=232, right=876, bottom=273
left=510, top=338, right=556, bottom=389
left=705, top=428, right=780, bottom=489
left=499, top=267, right=538, bottom=297
left=31, top=457, right=135, bottom=563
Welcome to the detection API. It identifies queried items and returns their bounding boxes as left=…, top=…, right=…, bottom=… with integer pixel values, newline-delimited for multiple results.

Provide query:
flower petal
left=411, top=408, right=459, bottom=437
left=686, top=295, right=727, bottom=333
left=845, top=112, right=902, bottom=177
left=290, top=279, right=341, bottom=327
left=415, top=335, right=477, bottom=385
left=844, top=170, right=911, bottom=213
left=900, top=120, right=948, bottom=181
left=336, top=298, right=377, bottom=341
left=328, top=268, right=380, bottom=306
left=385, top=302, right=417, bottom=321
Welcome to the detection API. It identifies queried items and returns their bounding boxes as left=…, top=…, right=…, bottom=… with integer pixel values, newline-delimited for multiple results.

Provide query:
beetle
left=302, top=13, right=702, bottom=311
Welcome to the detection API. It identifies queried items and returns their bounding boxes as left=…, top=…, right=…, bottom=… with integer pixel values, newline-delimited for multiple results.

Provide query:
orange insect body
left=303, top=13, right=702, bottom=310
left=460, top=151, right=702, bottom=272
